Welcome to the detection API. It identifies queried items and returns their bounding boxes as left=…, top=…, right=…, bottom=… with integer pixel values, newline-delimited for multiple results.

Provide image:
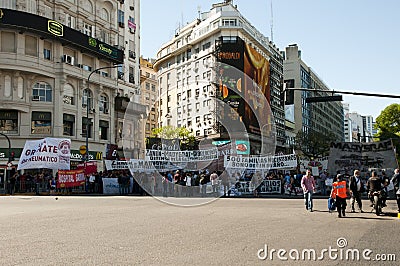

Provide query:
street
left=0, top=196, right=398, bottom=265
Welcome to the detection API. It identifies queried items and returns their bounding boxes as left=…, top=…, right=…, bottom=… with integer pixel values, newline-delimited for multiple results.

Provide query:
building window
left=31, top=112, right=51, bottom=134
left=63, top=114, right=74, bottom=136
left=1, top=31, right=16, bottom=53
left=25, top=35, right=38, bottom=56
left=99, top=120, right=109, bottom=140
left=146, top=83, right=150, bottom=90
left=151, top=84, right=156, bottom=92
left=202, top=42, right=211, bottom=50
left=43, top=48, right=51, bottom=60
left=0, top=0, right=16, bottom=8
left=129, top=67, right=135, bottom=83
left=99, top=94, right=108, bottom=113
left=82, top=89, right=93, bottom=109
left=66, top=14, right=76, bottom=28
left=0, top=110, right=18, bottom=134
left=118, top=65, right=124, bottom=80
left=32, top=82, right=52, bottom=102
left=82, top=118, right=93, bottom=138
left=100, top=8, right=109, bottom=22
left=83, top=22, right=94, bottom=37
left=222, top=19, right=237, bottom=27
left=118, top=10, right=125, bottom=27
left=63, top=84, right=74, bottom=105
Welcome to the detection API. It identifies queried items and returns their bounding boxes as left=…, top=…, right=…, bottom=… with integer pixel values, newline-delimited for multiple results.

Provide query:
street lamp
left=85, top=64, right=121, bottom=163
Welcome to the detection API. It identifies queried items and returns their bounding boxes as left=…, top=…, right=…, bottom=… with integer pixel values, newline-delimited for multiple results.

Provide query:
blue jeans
left=304, top=191, right=313, bottom=210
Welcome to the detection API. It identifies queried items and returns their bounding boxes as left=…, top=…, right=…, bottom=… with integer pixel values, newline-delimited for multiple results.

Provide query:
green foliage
left=149, top=126, right=197, bottom=150
left=374, top=103, right=400, bottom=164
left=295, top=130, right=336, bottom=159
left=375, top=103, right=400, bottom=136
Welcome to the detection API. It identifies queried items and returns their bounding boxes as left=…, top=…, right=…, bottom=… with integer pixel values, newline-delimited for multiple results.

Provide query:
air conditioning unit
left=32, top=95, right=40, bottom=101
left=62, top=55, right=74, bottom=65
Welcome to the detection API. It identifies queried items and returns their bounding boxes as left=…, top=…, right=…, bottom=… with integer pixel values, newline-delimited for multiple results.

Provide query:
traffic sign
left=79, top=145, right=87, bottom=155
left=7, top=162, right=12, bottom=167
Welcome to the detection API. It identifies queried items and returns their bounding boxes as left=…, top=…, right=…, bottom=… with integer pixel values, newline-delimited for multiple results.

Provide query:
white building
left=153, top=0, right=285, bottom=155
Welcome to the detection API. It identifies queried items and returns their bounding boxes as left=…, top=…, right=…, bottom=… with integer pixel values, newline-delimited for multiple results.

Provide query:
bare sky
left=141, top=0, right=400, bottom=119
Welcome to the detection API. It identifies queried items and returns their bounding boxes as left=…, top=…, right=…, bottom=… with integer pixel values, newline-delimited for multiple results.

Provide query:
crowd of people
left=3, top=167, right=400, bottom=215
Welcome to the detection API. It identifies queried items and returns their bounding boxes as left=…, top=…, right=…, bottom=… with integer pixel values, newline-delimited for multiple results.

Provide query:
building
left=0, top=0, right=145, bottom=190
left=343, top=103, right=353, bottom=142
left=283, top=44, right=344, bottom=154
left=139, top=57, right=158, bottom=138
left=153, top=0, right=285, bottom=155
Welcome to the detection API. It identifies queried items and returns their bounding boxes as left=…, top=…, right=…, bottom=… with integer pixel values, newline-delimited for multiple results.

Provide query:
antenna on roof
left=270, top=0, right=274, bottom=42
left=197, top=5, right=201, bottom=20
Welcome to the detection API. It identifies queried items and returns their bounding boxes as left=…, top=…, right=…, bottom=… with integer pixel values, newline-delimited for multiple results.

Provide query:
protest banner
left=17, top=138, right=71, bottom=170
left=327, top=139, right=399, bottom=175
left=57, top=169, right=85, bottom=188
left=224, top=154, right=297, bottom=170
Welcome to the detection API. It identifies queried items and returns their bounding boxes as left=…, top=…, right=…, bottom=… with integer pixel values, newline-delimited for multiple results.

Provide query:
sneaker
left=338, top=214, right=342, bottom=218
left=351, top=210, right=356, bottom=213
left=360, top=210, right=364, bottom=213
left=310, top=209, right=313, bottom=212
left=342, top=212, right=346, bottom=217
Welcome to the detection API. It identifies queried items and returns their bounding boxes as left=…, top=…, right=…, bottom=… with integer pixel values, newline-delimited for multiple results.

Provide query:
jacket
left=367, top=177, right=382, bottom=192
left=331, top=180, right=347, bottom=199
left=349, top=175, right=364, bottom=193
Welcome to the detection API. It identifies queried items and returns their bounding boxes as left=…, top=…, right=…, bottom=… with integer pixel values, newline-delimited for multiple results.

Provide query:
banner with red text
left=57, top=169, right=85, bottom=188
left=17, top=138, right=71, bottom=170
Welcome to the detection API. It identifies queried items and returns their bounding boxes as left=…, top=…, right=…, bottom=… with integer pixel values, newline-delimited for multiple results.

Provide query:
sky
left=140, top=0, right=400, bottom=120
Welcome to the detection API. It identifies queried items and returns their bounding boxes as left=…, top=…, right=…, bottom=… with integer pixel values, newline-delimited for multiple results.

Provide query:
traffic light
left=284, top=89, right=295, bottom=105
left=8, top=151, right=15, bottom=162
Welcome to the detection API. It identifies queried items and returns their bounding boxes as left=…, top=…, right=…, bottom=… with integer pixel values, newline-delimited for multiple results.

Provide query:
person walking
left=349, top=169, right=364, bottom=213
left=390, top=168, right=400, bottom=213
left=331, top=174, right=348, bottom=218
left=210, top=171, right=219, bottom=196
left=319, top=171, right=327, bottom=196
left=301, top=170, right=316, bottom=212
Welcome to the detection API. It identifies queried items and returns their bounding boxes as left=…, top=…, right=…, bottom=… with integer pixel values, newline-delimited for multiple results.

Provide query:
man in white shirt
left=210, top=171, right=219, bottom=196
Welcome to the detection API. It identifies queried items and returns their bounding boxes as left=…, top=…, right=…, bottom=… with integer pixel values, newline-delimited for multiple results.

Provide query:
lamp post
left=85, top=64, right=121, bottom=163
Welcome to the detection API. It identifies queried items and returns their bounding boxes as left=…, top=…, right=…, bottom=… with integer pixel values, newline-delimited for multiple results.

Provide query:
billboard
left=216, top=37, right=271, bottom=136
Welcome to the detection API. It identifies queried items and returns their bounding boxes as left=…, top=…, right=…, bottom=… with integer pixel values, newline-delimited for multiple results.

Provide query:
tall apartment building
left=0, top=0, right=146, bottom=187
left=139, top=57, right=158, bottom=138
left=153, top=0, right=285, bottom=155
left=343, top=103, right=353, bottom=142
left=283, top=44, right=344, bottom=153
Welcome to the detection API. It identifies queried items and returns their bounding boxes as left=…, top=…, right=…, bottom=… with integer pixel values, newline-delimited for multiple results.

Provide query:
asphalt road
left=0, top=196, right=398, bottom=266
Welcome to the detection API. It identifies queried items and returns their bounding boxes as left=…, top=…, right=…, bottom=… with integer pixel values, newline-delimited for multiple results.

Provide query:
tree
left=374, top=103, right=400, bottom=163
left=149, top=126, right=197, bottom=150
left=295, top=130, right=336, bottom=159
